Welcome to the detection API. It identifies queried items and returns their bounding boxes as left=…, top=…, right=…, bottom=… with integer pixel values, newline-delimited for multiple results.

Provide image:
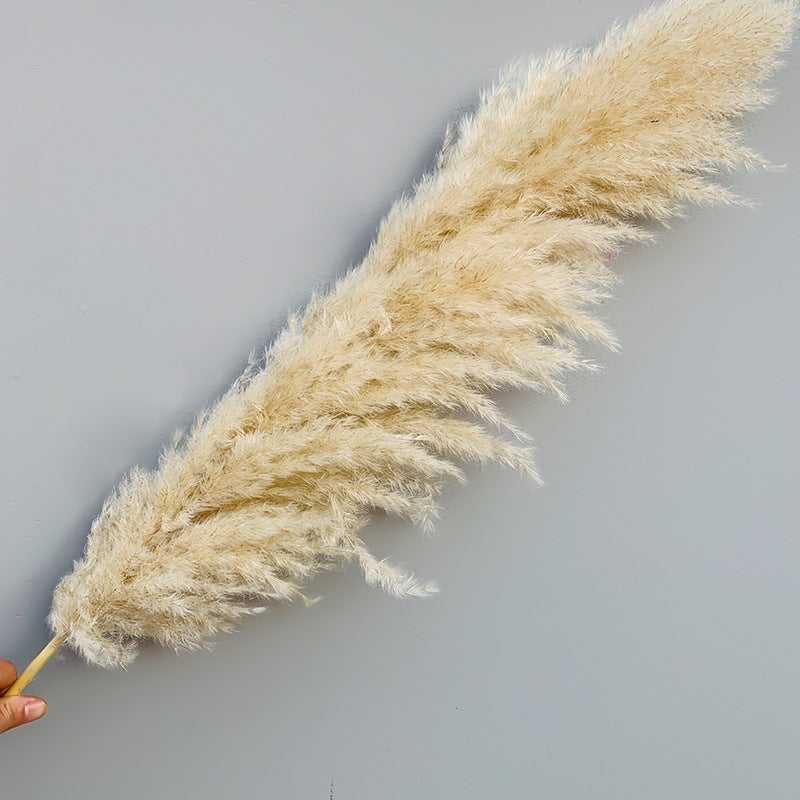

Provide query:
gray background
left=1, top=1, right=798, bottom=797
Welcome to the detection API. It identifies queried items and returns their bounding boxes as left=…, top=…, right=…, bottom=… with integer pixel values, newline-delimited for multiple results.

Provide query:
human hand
left=0, top=659, right=47, bottom=734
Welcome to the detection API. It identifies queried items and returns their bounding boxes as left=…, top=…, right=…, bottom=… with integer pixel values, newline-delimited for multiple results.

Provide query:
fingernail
left=23, top=699, right=47, bottom=721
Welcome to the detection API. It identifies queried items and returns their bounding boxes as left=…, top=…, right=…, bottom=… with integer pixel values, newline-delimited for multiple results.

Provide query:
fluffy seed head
left=48, top=0, right=798, bottom=667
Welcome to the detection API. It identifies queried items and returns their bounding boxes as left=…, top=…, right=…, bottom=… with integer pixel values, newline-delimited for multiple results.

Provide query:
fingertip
left=22, top=697, right=47, bottom=722
left=0, top=658, right=18, bottom=686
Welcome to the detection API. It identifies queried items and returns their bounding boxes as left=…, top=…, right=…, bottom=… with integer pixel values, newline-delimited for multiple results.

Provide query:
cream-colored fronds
left=49, top=0, right=798, bottom=667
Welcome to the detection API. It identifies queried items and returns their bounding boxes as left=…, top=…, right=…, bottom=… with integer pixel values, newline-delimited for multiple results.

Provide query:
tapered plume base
left=2, top=636, right=66, bottom=697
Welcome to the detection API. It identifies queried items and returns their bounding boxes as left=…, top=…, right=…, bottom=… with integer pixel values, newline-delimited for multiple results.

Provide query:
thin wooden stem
left=2, top=635, right=66, bottom=697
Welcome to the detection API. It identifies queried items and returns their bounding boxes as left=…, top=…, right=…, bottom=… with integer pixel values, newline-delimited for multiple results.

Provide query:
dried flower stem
left=2, top=635, right=66, bottom=697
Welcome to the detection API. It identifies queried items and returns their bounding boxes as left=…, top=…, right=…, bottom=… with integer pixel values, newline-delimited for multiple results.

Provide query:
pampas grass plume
left=5, top=0, right=797, bottom=690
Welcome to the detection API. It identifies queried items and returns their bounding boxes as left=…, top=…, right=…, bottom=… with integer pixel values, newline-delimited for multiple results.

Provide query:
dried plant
left=5, top=0, right=797, bottom=692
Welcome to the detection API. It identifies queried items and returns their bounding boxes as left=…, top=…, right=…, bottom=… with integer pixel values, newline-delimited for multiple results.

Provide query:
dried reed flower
left=5, top=0, right=797, bottom=690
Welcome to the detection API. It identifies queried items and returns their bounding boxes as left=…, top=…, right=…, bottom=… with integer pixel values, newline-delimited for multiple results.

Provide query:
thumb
left=0, top=695, right=47, bottom=734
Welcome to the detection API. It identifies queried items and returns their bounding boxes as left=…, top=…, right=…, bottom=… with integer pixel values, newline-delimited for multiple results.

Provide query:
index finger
left=0, top=660, right=18, bottom=693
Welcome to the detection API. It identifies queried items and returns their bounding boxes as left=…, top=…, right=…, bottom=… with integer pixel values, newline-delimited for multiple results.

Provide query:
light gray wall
left=1, top=2, right=798, bottom=797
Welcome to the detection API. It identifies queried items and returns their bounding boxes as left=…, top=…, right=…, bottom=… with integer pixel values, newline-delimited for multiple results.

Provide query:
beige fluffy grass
left=49, top=0, right=797, bottom=667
